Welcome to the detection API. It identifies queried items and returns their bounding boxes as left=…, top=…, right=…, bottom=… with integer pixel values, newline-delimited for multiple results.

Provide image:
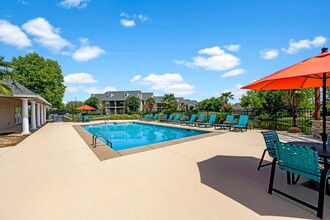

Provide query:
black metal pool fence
left=231, top=107, right=319, bottom=135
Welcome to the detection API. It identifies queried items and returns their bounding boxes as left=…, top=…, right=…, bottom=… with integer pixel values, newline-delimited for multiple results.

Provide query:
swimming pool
left=83, top=122, right=207, bottom=151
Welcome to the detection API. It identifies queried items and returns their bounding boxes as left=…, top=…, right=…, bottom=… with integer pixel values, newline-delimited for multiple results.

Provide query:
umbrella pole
left=322, top=72, right=327, bottom=150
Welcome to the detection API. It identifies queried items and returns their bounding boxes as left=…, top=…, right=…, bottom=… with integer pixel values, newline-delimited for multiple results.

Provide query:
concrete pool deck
left=0, top=121, right=329, bottom=219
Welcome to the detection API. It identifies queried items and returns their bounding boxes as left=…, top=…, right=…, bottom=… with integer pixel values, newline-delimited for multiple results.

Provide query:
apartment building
left=92, top=90, right=198, bottom=114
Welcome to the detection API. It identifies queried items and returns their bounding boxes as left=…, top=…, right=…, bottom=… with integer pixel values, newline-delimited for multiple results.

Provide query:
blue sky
left=0, top=0, right=329, bottom=103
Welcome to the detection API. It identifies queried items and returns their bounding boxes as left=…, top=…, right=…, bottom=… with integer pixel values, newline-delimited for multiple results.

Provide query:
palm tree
left=0, top=56, right=16, bottom=96
left=220, top=92, right=234, bottom=111
left=162, top=94, right=178, bottom=112
left=146, top=97, right=155, bottom=113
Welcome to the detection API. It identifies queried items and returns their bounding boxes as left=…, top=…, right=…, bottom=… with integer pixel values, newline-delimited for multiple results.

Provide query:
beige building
left=0, top=80, right=51, bottom=135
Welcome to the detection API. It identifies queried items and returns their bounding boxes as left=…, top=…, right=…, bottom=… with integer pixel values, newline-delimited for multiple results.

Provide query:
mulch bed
left=0, top=135, right=27, bottom=148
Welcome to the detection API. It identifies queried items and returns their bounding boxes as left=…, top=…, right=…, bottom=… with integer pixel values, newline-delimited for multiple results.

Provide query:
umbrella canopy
left=242, top=50, right=330, bottom=150
left=76, top=104, right=96, bottom=111
left=242, top=52, right=330, bottom=90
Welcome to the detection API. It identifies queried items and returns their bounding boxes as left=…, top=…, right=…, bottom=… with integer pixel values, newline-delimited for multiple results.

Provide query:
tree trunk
left=314, top=88, right=321, bottom=120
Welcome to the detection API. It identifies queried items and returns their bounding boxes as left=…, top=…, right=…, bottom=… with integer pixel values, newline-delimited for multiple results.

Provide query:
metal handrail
left=92, top=134, right=113, bottom=148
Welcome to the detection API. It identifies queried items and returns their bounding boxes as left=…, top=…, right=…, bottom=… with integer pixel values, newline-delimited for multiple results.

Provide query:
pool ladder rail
left=92, top=134, right=113, bottom=148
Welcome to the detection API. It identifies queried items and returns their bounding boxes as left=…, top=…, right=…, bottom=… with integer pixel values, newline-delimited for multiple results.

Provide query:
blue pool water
left=83, top=122, right=206, bottom=151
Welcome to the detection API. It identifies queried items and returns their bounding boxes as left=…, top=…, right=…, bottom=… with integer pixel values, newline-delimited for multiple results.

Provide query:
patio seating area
left=0, top=121, right=329, bottom=219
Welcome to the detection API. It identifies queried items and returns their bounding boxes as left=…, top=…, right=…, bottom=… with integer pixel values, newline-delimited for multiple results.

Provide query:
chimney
left=321, top=47, right=328, bottom=53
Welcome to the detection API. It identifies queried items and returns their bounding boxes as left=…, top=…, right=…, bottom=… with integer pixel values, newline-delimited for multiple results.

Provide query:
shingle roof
left=4, top=80, right=37, bottom=96
left=154, top=96, right=164, bottom=103
left=95, top=90, right=142, bottom=101
left=141, top=92, right=153, bottom=100
left=0, top=79, right=51, bottom=106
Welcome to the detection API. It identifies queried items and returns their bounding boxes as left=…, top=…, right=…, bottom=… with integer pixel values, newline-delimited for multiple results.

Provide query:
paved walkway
left=0, top=122, right=329, bottom=219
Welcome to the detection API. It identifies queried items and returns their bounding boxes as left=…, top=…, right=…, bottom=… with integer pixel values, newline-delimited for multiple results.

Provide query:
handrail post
left=91, top=134, right=113, bottom=149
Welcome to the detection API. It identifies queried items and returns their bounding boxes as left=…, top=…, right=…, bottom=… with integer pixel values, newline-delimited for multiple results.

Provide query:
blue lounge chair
left=230, top=115, right=249, bottom=132
left=173, top=114, right=185, bottom=124
left=257, top=130, right=279, bottom=170
left=139, top=114, right=149, bottom=120
left=160, top=114, right=168, bottom=121
left=168, top=114, right=180, bottom=123
left=161, top=114, right=173, bottom=122
left=214, top=115, right=234, bottom=130
left=149, top=114, right=158, bottom=121
left=147, top=114, right=153, bottom=120
left=187, top=114, right=205, bottom=126
left=82, top=115, right=89, bottom=122
left=268, top=142, right=330, bottom=219
left=181, top=114, right=196, bottom=126
left=196, top=114, right=216, bottom=127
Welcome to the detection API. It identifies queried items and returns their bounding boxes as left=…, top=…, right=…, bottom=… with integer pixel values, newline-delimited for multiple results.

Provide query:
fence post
left=275, top=107, right=278, bottom=130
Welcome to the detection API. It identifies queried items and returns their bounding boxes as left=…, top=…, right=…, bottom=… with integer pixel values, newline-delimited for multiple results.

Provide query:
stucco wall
left=312, top=120, right=330, bottom=139
left=0, top=98, right=21, bottom=131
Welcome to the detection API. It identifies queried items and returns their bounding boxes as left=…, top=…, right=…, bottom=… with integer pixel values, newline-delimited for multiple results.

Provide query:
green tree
left=219, top=92, right=234, bottom=111
left=198, top=97, right=224, bottom=112
left=240, top=90, right=264, bottom=110
left=146, top=97, right=156, bottom=112
left=125, top=96, right=140, bottom=112
left=240, top=90, right=286, bottom=116
left=162, top=93, right=177, bottom=113
left=84, top=96, right=101, bottom=109
left=65, top=101, right=84, bottom=114
left=0, top=56, right=18, bottom=96
left=11, top=53, right=66, bottom=109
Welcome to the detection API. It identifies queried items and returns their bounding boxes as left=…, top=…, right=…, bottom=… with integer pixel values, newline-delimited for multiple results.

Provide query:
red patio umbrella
left=242, top=49, right=330, bottom=150
left=76, top=104, right=96, bottom=111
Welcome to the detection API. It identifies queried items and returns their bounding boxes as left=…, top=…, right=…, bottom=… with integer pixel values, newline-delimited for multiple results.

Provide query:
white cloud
left=138, top=14, right=148, bottom=22
left=20, top=0, right=28, bottom=5
left=65, top=85, right=85, bottom=92
left=282, top=36, right=327, bottom=54
left=259, top=49, right=279, bottom=60
left=175, top=46, right=240, bottom=71
left=64, top=72, right=116, bottom=94
left=64, top=72, right=97, bottom=84
left=222, top=84, right=246, bottom=103
left=172, top=60, right=186, bottom=65
left=130, top=75, right=142, bottom=82
left=221, top=68, right=245, bottom=78
left=120, top=19, right=136, bottom=27
left=119, top=13, right=148, bottom=27
left=131, top=73, right=196, bottom=96
left=22, top=17, right=71, bottom=52
left=78, top=37, right=90, bottom=45
left=59, top=0, right=89, bottom=9
left=84, top=86, right=117, bottom=94
left=0, top=20, right=31, bottom=48
left=224, top=44, right=240, bottom=52
left=199, top=46, right=225, bottom=56
left=72, top=45, right=104, bottom=62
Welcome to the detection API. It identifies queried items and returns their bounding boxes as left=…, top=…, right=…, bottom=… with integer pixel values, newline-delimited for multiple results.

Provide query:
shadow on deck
left=197, top=155, right=330, bottom=219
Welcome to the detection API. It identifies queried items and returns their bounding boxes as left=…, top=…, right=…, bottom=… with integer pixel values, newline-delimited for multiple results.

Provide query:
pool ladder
left=92, top=134, right=113, bottom=148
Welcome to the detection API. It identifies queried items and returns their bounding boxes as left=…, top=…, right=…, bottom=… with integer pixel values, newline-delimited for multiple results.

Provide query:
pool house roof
left=0, top=80, right=51, bottom=106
